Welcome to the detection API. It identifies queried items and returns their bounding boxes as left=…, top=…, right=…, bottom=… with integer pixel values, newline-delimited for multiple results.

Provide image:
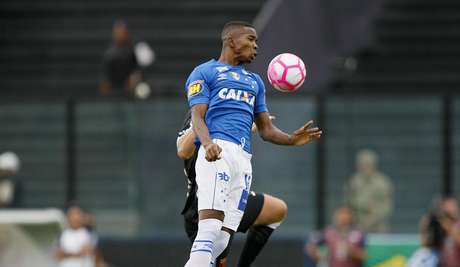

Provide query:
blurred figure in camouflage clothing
left=345, top=149, right=393, bottom=233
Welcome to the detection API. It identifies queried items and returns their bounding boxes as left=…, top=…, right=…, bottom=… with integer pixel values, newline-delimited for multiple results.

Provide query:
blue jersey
left=186, top=59, right=268, bottom=153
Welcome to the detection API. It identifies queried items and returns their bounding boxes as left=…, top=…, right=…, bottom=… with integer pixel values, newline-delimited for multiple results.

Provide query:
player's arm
left=254, top=112, right=322, bottom=146
left=176, top=126, right=197, bottom=160
left=191, top=104, right=221, bottom=161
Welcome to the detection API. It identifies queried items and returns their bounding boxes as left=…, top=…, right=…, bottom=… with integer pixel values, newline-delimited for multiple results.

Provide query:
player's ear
left=228, top=36, right=236, bottom=48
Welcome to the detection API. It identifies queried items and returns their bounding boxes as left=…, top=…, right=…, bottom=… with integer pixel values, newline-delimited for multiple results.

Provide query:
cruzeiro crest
left=229, top=71, right=240, bottom=80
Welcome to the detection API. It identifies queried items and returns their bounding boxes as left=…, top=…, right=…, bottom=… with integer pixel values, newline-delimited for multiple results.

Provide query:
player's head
left=112, top=20, right=130, bottom=45
left=221, top=21, right=258, bottom=64
left=334, top=206, right=354, bottom=228
left=356, top=149, right=378, bottom=176
left=66, top=202, right=85, bottom=229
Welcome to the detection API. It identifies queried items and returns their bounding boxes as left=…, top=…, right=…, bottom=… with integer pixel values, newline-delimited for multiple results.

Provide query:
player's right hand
left=204, top=143, right=222, bottom=162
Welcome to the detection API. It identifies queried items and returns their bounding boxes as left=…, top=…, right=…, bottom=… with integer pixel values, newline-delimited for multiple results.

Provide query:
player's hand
left=204, top=143, right=222, bottom=161
left=290, top=120, right=322, bottom=146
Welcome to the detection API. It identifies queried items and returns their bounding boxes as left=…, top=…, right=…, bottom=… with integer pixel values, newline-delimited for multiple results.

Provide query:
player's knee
left=263, top=195, right=288, bottom=224
left=275, top=198, right=288, bottom=221
left=199, top=209, right=225, bottom=221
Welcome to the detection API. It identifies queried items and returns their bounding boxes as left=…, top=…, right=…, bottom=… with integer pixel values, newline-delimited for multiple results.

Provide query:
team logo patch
left=230, top=71, right=240, bottom=80
left=188, top=80, right=203, bottom=97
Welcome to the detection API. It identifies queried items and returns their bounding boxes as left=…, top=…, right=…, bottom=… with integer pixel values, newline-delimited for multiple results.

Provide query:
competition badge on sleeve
left=187, top=80, right=203, bottom=97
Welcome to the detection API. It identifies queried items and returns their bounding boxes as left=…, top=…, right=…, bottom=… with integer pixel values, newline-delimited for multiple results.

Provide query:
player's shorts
left=184, top=191, right=265, bottom=242
left=195, top=139, right=253, bottom=231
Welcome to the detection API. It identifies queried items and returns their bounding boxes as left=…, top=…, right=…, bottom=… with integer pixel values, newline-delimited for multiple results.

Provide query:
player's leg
left=237, top=194, right=288, bottom=267
left=213, top=191, right=263, bottom=267
left=253, top=193, right=288, bottom=226
left=214, top=233, right=234, bottom=267
left=183, top=196, right=199, bottom=243
left=185, top=146, right=231, bottom=267
left=210, top=226, right=233, bottom=266
left=216, top=145, right=253, bottom=266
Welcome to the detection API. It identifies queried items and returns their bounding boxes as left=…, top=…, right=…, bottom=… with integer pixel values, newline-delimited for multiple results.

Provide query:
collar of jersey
left=213, top=59, right=245, bottom=70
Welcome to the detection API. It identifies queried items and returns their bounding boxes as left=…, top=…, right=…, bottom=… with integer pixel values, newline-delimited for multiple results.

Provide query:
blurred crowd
left=304, top=197, right=460, bottom=267
left=303, top=148, right=460, bottom=267
left=0, top=151, right=21, bottom=208
left=55, top=203, right=107, bottom=267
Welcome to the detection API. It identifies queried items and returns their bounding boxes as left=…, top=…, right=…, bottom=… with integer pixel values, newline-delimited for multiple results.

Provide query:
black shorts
left=183, top=191, right=265, bottom=242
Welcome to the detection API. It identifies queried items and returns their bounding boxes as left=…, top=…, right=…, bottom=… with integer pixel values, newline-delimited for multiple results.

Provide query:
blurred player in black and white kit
left=177, top=110, right=288, bottom=267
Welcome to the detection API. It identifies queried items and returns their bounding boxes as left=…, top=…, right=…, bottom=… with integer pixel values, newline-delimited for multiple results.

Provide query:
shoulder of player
left=245, top=71, right=262, bottom=82
left=192, top=59, right=219, bottom=73
left=248, top=72, right=267, bottom=91
left=188, top=60, right=220, bottom=82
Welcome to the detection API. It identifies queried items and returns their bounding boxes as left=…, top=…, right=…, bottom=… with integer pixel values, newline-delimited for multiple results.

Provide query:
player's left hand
left=290, top=120, right=322, bottom=146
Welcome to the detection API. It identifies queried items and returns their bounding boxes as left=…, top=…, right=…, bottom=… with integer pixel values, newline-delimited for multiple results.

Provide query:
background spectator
left=406, top=210, right=445, bottom=267
left=99, top=20, right=142, bottom=97
left=345, top=149, right=393, bottom=233
left=0, top=151, right=21, bottom=208
left=438, top=196, right=460, bottom=267
left=55, top=203, right=99, bottom=267
left=306, top=206, right=366, bottom=267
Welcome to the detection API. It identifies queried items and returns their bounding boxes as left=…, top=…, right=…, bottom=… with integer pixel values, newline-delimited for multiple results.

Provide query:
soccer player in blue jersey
left=177, top=110, right=288, bottom=267
left=184, top=21, right=322, bottom=267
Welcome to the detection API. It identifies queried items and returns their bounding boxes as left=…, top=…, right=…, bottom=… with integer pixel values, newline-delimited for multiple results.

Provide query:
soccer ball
left=267, top=53, right=306, bottom=92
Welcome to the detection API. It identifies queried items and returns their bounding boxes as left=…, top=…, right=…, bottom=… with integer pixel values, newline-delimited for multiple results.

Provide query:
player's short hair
left=221, top=21, right=255, bottom=42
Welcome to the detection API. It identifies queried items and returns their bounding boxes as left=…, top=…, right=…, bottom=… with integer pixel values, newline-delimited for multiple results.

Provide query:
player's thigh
left=195, top=146, right=232, bottom=212
left=253, top=194, right=288, bottom=226
left=222, top=153, right=252, bottom=231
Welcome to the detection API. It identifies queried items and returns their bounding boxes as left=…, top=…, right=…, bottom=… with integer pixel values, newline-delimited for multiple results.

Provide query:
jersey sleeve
left=254, top=74, right=268, bottom=113
left=185, top=67, right=211, bottom=107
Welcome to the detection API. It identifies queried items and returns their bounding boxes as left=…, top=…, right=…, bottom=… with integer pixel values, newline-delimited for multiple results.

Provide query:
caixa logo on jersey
left=218, top=88, right=255, bottom=106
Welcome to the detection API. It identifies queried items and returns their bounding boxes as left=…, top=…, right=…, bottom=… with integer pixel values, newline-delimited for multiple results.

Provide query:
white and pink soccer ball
left=267, top=53, right=307, bottom=92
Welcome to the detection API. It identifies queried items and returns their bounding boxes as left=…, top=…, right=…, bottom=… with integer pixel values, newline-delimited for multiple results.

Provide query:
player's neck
left=218, top=50, right=241, bottom=66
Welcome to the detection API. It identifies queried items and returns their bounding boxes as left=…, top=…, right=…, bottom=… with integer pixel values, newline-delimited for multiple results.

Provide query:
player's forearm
left=193, top=120, right=213, bottom=147
left=259, top=125, right=294, bottom=145
left=191, top=105, right=213, bottom=147
left=177, top=128, right=197, bottom=159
